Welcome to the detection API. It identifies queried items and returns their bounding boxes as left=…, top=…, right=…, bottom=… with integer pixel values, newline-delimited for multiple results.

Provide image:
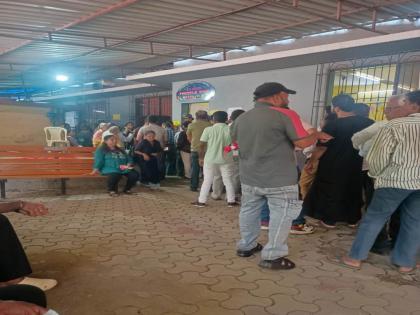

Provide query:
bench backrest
left=0, top=146, right=96, bottom=178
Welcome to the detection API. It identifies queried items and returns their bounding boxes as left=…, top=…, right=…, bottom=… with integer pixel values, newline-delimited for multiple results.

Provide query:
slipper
left=327, top=255, right=361, bottom=270
left=18, top=277, right=58, bottom=291
left=392, top=264, right=418, bottom=275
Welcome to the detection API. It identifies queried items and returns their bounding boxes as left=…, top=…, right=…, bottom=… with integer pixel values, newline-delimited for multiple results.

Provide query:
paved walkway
left=7, top=179, right=420, bottom=315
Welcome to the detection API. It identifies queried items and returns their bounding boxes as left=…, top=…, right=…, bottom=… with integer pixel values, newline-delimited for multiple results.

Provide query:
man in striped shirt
left=339, top=90, right=420, bottom=274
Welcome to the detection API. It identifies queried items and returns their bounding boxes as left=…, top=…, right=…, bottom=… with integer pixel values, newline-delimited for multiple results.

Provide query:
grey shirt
left=231, top=102, right=307, bottom=188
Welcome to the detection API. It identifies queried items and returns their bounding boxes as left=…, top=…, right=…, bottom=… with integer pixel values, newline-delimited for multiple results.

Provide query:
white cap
left=102, top=130, right=114, bottom=141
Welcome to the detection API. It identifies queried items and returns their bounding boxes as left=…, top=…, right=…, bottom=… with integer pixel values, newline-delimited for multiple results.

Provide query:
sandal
left=392, top=264, right=418, bottom=275
left=259, top=257, right=296, bottom=270
left=109, top=191, right=119, bottom=197
left=327, top=255, right=361, bottom=270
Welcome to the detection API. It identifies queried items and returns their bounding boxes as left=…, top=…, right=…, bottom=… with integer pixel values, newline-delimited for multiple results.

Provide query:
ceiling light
left=55, top=74, right=69, bottom=82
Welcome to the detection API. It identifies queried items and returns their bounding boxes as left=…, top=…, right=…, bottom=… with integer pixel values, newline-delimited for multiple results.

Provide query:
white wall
left=172, top=65, right=317, bottom=123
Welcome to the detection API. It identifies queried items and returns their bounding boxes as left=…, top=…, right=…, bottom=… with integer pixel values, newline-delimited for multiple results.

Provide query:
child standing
left=135, top=130, right=162, bottom=189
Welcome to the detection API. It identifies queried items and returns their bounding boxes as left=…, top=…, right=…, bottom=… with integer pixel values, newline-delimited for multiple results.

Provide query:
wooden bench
left=0, top=145, right=100, bottom=199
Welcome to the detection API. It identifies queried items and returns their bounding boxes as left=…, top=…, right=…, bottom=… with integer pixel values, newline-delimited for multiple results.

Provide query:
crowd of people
left=84, top=83, right=420, bottom=272
left=1, top=83, right=419, bottom=313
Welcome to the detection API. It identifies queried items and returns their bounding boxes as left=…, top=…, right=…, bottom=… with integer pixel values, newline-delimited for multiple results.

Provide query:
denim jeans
left=190, top=152, right=200, bottom=190
left=349, top=188, right=420, bottom=268
left=261, top=202, right=270, bottom=222
left=261, top=202, right=306, bottom=225
left=238, top=184, right=301, bottom=260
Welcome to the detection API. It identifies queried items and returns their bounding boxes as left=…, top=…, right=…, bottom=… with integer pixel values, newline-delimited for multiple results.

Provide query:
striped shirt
left=367, top=113, right=420, bottom=190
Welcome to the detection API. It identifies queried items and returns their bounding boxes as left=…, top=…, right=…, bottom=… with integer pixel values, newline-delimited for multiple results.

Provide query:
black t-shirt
left=135, top=140, right=162, bottom=160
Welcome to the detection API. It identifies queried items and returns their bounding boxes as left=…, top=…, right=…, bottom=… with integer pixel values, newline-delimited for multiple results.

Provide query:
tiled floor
left=6, top=179, right=420, bottom=315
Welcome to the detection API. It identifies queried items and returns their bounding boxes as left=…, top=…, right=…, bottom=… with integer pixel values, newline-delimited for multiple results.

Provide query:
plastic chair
left=44, top=127, right=69, bottom=147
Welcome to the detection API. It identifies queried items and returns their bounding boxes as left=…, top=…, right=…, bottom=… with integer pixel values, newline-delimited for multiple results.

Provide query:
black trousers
left=143, top=158, right=160, bottom=184
left=0, top=285, right=46, bottom=307
left=106, top=170, right=139, bottom=192
left=0, top=214, right=32, bottom=282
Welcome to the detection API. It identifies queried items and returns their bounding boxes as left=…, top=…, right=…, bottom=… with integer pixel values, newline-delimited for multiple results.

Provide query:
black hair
left=405, top=90, right=420, bottom=106
left=148, top=115, right=159, bottom=124
left=195, top=110, right=208, bottom=120
left=353, top=103, right=370, bottom=117
left=182, top=121, right=190, bottom=129
left=213, top=111, right=228, bottom=123
left=230, top=109, right=245, bottom=121
left=124, top=122, right=134, bottom=127
left=144, top=130, right=156, bottom=136
left=331, top=94, right=355, bottom=112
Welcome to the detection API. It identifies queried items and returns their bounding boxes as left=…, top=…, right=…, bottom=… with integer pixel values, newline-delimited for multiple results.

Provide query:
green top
left=94, top=147, right=133, bottom=175
left=187, top=120, right=212, bottom=152
left=200, top=123, right=232, bottom=165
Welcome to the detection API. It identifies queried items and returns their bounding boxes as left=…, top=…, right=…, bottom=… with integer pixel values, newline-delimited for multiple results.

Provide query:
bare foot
left=342, top=256, right=362, bottom=268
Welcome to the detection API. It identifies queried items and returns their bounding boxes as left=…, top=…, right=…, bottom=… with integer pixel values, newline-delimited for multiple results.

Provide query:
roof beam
left=0, top=24, right=243, bottom=51
left=0, top=0, right=140, bottom=56
left=0, top=32, right=220, bottom=62
left=94, top=3, right=374, bottom=72
left=96, top=0, right=412, bottom=74
left=42, top=0, right=271, bottom=65
left=272, top=0, right=388, bottom=35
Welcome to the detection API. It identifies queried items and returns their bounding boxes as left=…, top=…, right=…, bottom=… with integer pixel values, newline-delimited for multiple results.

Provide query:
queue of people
left=184, top=83, right=419, bottom=273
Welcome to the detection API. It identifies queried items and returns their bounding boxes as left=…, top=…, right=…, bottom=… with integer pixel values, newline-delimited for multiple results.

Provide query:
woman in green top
left=92, top=131, right=139, bottom=196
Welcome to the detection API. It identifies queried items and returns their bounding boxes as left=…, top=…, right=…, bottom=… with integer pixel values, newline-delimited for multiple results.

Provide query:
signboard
left=176, top=81, right=215, bottom=103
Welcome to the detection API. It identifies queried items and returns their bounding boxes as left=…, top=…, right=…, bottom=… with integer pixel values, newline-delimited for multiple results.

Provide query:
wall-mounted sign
left=176, top=81, right=215, bottom=103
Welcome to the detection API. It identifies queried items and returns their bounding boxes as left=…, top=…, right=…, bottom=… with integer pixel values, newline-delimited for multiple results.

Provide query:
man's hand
left=199, top=159, right=204, bottom=167
left=0, top=301, right=48, bottom=315
left=143, top=154, right=150, bottom=161
left=18, top=202, right=49, bottom=217
left=90, top=169, right=100, bottom=176
left=316, top=131, right=333, bottom=143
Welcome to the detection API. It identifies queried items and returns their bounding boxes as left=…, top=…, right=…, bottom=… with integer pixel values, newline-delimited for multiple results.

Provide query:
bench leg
left=0, top=180, right=6, bottom=199
left=61, top=179, right=67, bottom=195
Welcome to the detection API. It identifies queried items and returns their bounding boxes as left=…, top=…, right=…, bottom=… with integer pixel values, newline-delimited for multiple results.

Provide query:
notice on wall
left=112, top=113, right=121, bottom=121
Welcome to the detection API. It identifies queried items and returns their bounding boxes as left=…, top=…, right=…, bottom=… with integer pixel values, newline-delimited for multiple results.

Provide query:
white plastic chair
left=44, top=127, right=69, bottom=147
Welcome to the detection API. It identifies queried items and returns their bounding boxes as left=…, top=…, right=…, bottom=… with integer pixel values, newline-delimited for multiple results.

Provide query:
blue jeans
left=349, top=188, right=420, bottom=268
left=238, top=184, right=301, bottom=260
left=261, top=201, right=306, bottom=225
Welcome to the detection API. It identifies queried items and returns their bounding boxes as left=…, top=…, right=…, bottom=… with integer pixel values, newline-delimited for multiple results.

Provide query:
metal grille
left=330, top=63, right=397, bottom=120
left=311, top=52, right=420, bottom=126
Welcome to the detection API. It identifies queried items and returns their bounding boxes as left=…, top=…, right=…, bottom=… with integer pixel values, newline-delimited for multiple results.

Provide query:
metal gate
left=311, top=52, right=420, bottom=126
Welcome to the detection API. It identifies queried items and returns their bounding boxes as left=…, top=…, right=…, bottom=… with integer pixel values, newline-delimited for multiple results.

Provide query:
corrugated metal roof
left=0, top=0, right=419, bottom=93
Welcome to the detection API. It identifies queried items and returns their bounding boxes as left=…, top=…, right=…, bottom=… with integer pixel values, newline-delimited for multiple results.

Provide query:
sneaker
left=191, top=201, right=206, bottom=208
left=261, top=221, right=269, bottom=230
left=227, top=202, right=240, bottom=208
left=150, top=183, right=161, bottom=190
left=290, top=224, right=315, bottom=235
left=237, top=243, right=263, bottom=257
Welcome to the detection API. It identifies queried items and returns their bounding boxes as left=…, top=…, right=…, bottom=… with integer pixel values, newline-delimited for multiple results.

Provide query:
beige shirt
left=187, top=120, right=212, bottom=152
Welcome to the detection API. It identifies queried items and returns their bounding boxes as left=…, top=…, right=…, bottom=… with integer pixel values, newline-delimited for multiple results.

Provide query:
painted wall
left=172, top=65, right=318, bottom=123
left=108, top=95, right=134, bottom=125
left=0, top=105, right=51, bottom=145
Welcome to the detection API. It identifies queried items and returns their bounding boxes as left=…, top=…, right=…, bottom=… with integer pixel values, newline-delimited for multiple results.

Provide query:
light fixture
left=55, top=74, right=69, bottom=82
